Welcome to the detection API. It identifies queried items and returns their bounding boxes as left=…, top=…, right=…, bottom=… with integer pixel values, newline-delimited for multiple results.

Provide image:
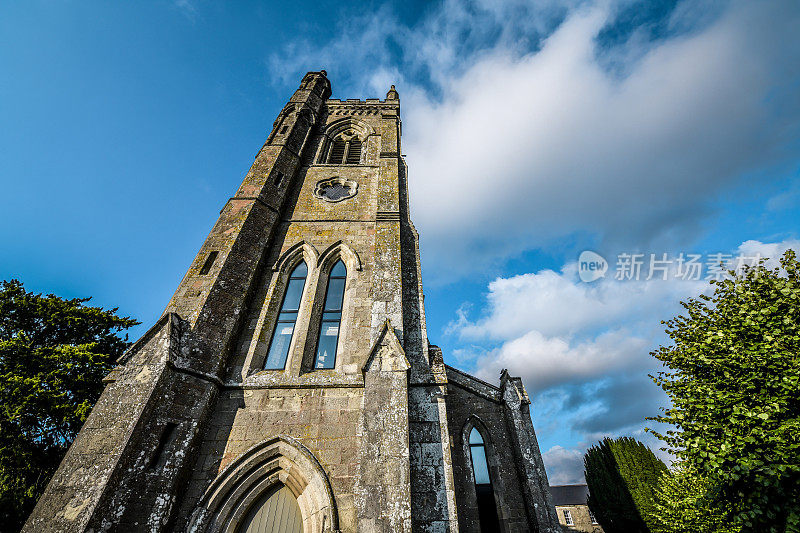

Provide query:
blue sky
left=2, top=0, right=799, bottom=484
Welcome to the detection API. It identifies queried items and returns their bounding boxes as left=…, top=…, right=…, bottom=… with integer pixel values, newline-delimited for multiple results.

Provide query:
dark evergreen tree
left=584, top=436, right=668, bottom=533
left=0, top=280, right=138, bottom=530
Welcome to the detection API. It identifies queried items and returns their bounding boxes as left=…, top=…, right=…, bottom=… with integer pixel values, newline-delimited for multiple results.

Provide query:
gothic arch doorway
left=237, top=484, right=303, bottom=533
left=188, top=436, right=338, bottom=533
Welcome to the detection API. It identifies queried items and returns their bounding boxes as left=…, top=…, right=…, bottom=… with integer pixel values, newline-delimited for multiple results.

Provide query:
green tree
left=0, top=280, right=138, bottom=530
left=651, top=465, right=740, bottom=533
left=584, top=436, right=668, bottom=533
left=649, top=250, right=800, bottom=532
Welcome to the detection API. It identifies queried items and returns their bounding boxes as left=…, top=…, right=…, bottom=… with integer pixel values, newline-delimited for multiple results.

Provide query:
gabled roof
left=444, top=365, right=502, bottom=402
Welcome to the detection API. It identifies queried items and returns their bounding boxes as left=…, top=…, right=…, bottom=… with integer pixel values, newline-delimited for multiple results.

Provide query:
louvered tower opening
left=345, top=138, right=361, bottom=164
left=328, top=139, right=346, bottom=164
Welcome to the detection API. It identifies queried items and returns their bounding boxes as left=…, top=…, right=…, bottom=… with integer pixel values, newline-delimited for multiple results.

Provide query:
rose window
left=313, top=177, right=358, bottom=203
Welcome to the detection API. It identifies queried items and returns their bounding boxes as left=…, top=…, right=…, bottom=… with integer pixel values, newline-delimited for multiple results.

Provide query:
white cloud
left=173, top=0, right=198, bottom=21
left=404, top=0, right=800, bottom=280
left=454, top=266, right=704, bottom=342
left=448, top=258, right=703, bottom=448
left=452, top=237, right=800, bottom=395
left=474, top=328, right=651, bottom=391
left=736, top=239, right=800, bottom=269
left=766, top=184, right=800, bottom=212
left=542, top=445, right=585, bottom=485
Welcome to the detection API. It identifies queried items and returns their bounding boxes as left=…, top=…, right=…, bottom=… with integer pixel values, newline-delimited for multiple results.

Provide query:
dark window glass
left=283, top=278, right=305, bottom=310
left=330, top=260, right=346, bottom=277
left=469, top=427, right=484, bottom=445
left=264, top=262, right=307, bottom=370
left=346, top=138, right=361, bottom=164
left=324, top=277, right=345, bottom=310
left=314, top=260, right=346, bottom=369
left=469, top=427, right=501, bottom=532
left=475, top=485, right=500, bottom=531
left=469, top=428, right=491, bottom=484
left=329, top=139, right=346, bottom=164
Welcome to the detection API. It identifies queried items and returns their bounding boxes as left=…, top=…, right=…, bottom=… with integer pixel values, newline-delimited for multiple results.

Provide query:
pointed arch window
left=314, top=260, right=346, bottom=369
left=469, top=427, right=501, bottom=531
left=264, top=261, right=307, bottom=370
left=469, top=428, right=491, bottom=484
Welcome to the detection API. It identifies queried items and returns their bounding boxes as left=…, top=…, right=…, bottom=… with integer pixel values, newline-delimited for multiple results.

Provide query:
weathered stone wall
left=554, top=505, right=604, bottom=533
left=444, top=368, right=533, bottom=532
left=443, top=366, right=562, bottom=533
left=173, top=386, right=365, bottom=531
left=356, top=324, right=412, bottom=532
left=23, top=314, right=179, bottom=532
left=500, top=373, right=561, bottom=532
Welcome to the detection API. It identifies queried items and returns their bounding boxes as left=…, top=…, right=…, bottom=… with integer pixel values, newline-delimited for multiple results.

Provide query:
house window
left=589, top=509, right=598, bottom=524
left=313, top=260, right=346, bottom=369
left=264, top=261, right=308, bottom=370
left=563, top=509, right=574, bottom=526
left=468, top=427, right=501, bottom=532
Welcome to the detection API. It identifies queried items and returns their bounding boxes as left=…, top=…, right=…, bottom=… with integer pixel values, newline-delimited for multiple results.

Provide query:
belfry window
left=264, top=261, right=307, bottom=370
left=469, top=427, right=501, bottom=532
left=314, top=260, right=346, bottom=369
left=325, top=133, right=362, bottom=164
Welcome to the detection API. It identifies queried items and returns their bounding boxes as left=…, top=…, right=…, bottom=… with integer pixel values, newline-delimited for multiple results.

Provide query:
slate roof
left=550, top=484, right=590, bottom=506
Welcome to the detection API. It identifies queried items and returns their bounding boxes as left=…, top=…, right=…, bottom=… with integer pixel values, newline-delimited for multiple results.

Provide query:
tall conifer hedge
left=584, top=437, right=667, bottom=533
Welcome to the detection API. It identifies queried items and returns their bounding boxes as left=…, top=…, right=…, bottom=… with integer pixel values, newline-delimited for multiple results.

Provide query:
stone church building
left=25, top=71, right=560, bottom=533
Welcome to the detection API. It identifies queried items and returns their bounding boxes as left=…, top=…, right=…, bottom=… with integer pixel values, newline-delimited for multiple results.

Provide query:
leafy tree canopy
left=584, top=436, right=668, bottom=533
left=651, top=464, right=741, bottom=533
left=649, top=250, right=800, bottom=532
left=0, top=280, right=138, bottom=530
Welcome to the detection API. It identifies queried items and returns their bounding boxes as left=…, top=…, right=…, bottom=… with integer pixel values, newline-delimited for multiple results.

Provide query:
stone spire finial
left=386, top=84, right=399, bottom=101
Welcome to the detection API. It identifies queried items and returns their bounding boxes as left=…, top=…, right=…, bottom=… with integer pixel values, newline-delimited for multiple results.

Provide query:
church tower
left=25, top=71, right=560, bottom=533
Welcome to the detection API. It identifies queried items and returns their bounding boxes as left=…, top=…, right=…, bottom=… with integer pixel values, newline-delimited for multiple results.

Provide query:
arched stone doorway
left=188, top=436, right=339, bottom=533
left=237, top=484, right=303, bottom=533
